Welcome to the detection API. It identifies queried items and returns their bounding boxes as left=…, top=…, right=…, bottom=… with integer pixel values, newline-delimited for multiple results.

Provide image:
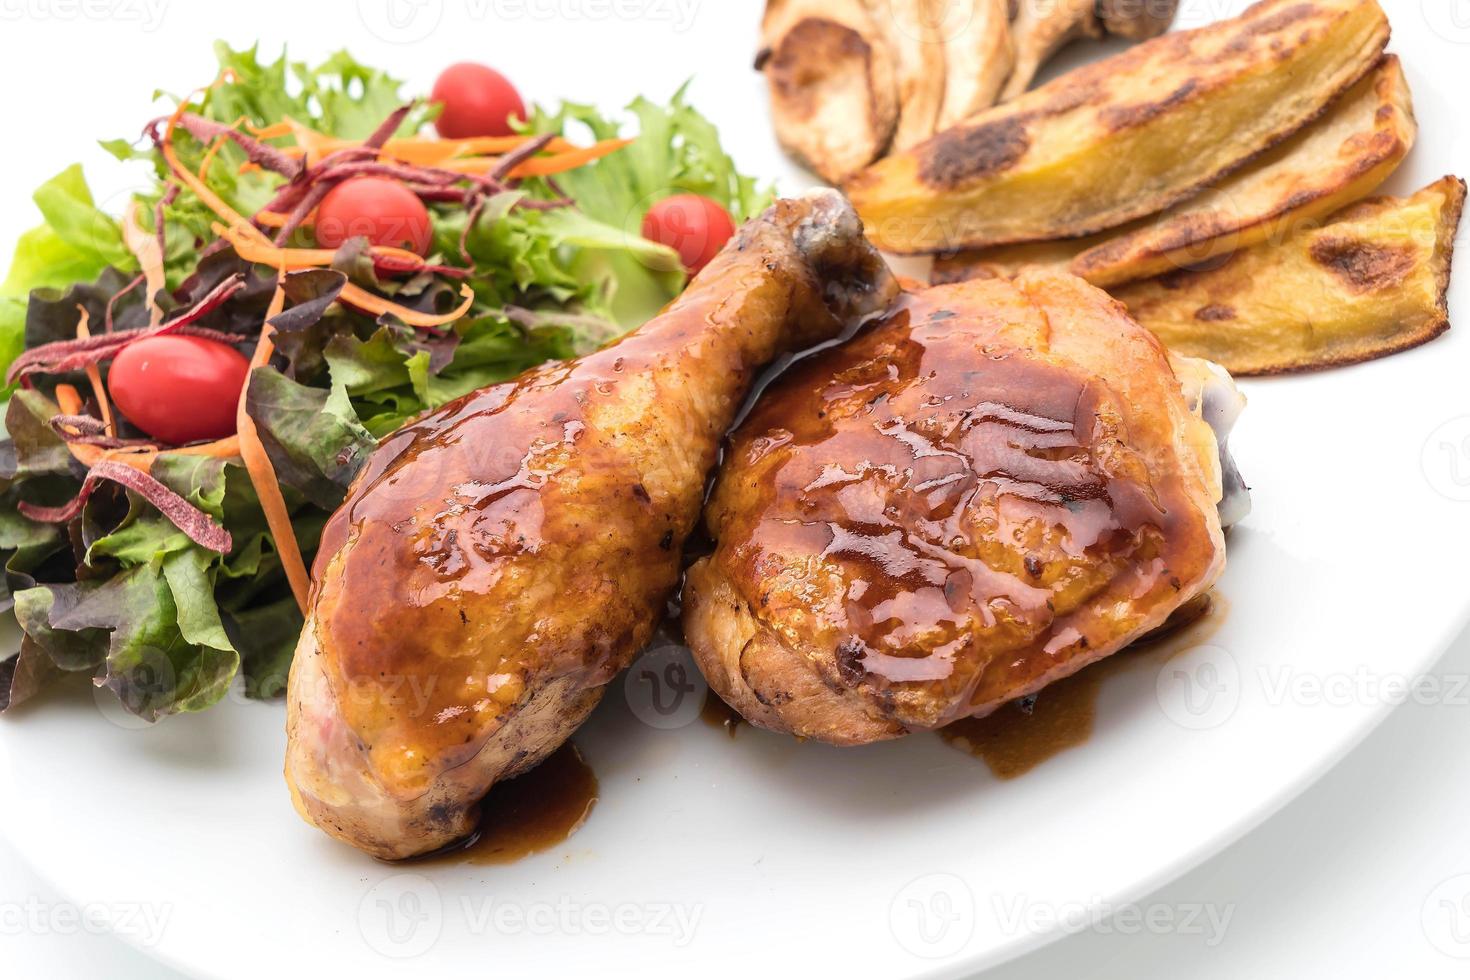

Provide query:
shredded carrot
left=72, top=310, right=115, bottom=438
left=213, top=220, right=424, bottom=270
left=54, top=383, right=240, bottom=473
left=161, top=96, right=273, bottom=249
left=122, top=201, right=166, bottom=326
left=197, top=116, right=248, bottom=182
left=281, top=117, right=577, bottom=166
left=440, top=138, right=632, bottom=177
left=211, top=221, right=474, bottom=328
left=253, top=209, right=313, bottom=229
left=53, top=384, right=151, bottom=472
left=339, top=281, right=475, bottom=329
left=281, top=116, right=336, bottom=165
left=246, top=121, right=294, bottom=140
left=236, top=277, right=311, bottom=614
left=54, top=384, right=83, bottom=416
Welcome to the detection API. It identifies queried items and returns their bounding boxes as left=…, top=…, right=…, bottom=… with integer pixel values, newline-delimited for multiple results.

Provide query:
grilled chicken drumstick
left=286, top=191, right=898, bottom=859
left=683, top=272, right=1242, bottom=745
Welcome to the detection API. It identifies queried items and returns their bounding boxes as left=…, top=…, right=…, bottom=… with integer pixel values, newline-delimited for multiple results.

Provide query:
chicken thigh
left=683, top=271, right=1235, bottom=745
left=286, top=191, right=897, bottom=858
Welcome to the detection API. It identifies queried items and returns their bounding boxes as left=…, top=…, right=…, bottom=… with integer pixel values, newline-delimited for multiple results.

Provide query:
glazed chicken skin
left=285, top=191, right=898, bottom=859
left=683, top=272, right=1230, bottom=745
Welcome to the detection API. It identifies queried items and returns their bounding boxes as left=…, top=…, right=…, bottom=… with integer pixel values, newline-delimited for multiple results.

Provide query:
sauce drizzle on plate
left=414, top=743, right=598, bottom=866
left=940, top=592, right=1227, bottom=778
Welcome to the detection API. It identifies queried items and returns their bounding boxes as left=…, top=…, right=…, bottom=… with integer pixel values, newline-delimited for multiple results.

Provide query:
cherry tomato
left=314, top=177, right=434, bottom=256
left=641, top=195, right=736, bottom=275
left=431, top=62, right=527, bottom=139
left=108, top=336, right=250, bottom=445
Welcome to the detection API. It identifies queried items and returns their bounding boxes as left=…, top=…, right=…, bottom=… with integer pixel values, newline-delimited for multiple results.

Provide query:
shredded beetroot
left=270, top=179, right=335, bottom=246
left=174, top=114, right=303, bottom=180
left=154, top=182, right=179, bottom=263
left=158, top=272, right=246, bottom=331
left=6, top=272, right=246, bottom=385
left=488, top=133, right=556, bottom=183
left=49, top=414, right=155, bottom=449
left=104, top=273, right=146, bottom=333
left=18, top=460, right=233, bottom=553
left=260, top=104, right=567, bottom=247
left=363, top=103, right=415, bottom=151
left=49, top=414, right=107, bottom=437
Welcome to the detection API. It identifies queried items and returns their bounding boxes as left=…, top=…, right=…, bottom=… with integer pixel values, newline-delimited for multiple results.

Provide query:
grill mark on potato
left=1309, top=236, right=1416, bottom=292
left=1244, top=3, right=1318, bottom=37
left=1194, top=304, right=1237, bottom=322
left=768, top=19, right=875, bottom=118
left=918, top=117, right=1031, bottom=187
left=1100, top=79, right=1199, bottom=132
left=1035, top=79, right=1106, bottom=117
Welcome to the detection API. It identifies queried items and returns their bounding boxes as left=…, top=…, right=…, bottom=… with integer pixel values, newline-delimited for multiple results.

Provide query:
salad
left=0, top=43, right=771, bottom=722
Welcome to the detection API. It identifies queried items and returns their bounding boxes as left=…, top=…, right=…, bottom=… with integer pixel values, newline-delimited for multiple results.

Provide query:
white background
left=2, top=0, right=1469, bottom=977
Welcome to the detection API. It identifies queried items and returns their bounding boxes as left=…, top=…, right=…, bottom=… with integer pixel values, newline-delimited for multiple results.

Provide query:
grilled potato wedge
left=938, top=0, right=1014, bottom=127
left=934, top=55, right=1417, bottom=286
left=1097, top=0, right=1180, bottom=40
left=867, top=0, right=950, bottom=151
left=846, top=0, right=1392, bottom=254
left=1113, top=176, right=1466, bottom=375
left=758, top=0, right=900, bottom=183
left=1000, top=0, right=1101, bottom=102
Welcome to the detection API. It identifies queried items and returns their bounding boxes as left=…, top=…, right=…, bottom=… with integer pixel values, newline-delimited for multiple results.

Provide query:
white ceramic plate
left=2, top=2, right=1469, bottom=978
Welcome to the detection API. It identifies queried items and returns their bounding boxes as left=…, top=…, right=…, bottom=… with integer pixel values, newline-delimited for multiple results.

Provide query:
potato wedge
left=934, top=55, right=1417, bottom=286
left=866, top=0, right=951, bottom=151
left=999, top=0, right=1102, bottom=102
left=758, top=0, right=900, bottom=183
left=938, top=0, right=1014, bottom=127
left=846, top=0, right=1392, bottom=254
left=1097, top=0, right=1180, bottom=40
left=1112, top=176, right=1466, bottom=375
